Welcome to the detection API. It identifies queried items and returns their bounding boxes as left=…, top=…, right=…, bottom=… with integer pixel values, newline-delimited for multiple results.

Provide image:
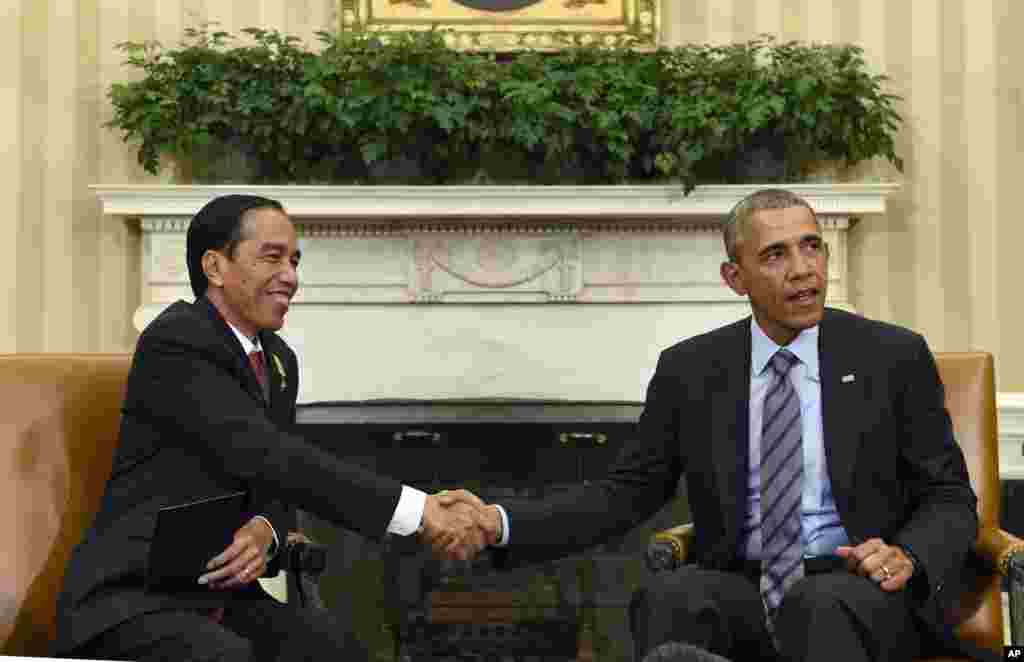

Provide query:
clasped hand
left=419, top=489, right=501, bottom=561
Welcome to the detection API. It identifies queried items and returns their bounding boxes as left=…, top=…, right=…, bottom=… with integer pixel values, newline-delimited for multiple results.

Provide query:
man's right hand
left=419, top=489, right=501, bottom=561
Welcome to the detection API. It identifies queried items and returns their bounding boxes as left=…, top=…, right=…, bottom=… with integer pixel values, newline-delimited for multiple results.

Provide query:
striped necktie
left=759, top=348, right=804, bottom=621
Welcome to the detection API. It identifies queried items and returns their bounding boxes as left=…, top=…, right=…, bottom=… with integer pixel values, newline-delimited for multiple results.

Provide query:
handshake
left=418, top=489, right=502, bottom=561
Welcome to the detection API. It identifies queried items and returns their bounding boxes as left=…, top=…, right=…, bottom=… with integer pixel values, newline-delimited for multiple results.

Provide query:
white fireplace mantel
left=95, top=183, right=902, bottom=397
left=93, top=183, right=899, bottom=219
left=93, top=183, right=896, bottom=308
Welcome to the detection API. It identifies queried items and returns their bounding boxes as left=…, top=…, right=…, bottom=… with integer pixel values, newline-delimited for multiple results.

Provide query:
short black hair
left=722, top=188, right=817, bottom=262
left=186, top=194, right=285, bottom=298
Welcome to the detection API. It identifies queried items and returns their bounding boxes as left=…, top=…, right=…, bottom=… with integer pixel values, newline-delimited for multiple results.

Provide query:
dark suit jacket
left=54, top=298, right=404, bottom=653
left=498, top=308, right=979, bottom=652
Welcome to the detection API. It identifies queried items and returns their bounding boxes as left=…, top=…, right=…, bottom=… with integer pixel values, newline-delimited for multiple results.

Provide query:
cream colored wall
left=2, top=0, right=1022, bottom=390
left=0, top=0, right=335, bottom=355
left=663, top=0, right=1024, bottom=392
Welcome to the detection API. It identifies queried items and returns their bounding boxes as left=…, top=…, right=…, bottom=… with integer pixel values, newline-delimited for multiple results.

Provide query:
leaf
left=361, top=141, right=387, bottom=164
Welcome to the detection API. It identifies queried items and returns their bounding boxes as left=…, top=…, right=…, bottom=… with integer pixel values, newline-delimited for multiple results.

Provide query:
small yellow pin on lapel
left=271, top=353, right=287, bottom=391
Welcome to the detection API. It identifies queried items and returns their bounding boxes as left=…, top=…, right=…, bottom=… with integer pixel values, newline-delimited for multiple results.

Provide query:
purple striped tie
left=760, top=349, right=804, bottom=621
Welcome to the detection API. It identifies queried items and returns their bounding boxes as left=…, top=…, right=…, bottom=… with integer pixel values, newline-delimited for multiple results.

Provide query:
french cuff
left=253, top=515, right=280, bottom=559
left=493, top=504, right=510, bottom=547
left=387, top=485, right=427, bottom=536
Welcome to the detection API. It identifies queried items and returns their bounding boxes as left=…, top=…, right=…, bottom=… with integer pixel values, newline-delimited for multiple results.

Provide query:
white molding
left=91, top=183, right=901, bottom=221
left=1000, top=392, right=1024, bottom=479
left=98, top=182, right=901, bottom=403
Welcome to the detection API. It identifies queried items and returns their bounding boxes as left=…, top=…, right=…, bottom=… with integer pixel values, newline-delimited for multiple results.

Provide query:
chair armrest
left=285, top=532, right=328, bottom=577
left=646, top=523, right=695, bottom=573
left=972, top=526, right=1024, bottom=576
left=285, top=531, right=328, bottom=611
left=973, top=527, right=1024, bottom=646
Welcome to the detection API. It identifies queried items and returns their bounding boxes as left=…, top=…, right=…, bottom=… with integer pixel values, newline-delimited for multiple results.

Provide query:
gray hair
left=722, top=188, right=818, bottom=262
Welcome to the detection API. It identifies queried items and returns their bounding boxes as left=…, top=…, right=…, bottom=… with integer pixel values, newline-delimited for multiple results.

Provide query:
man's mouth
left=788, top=288, right=819, bottom=304
left=268, top=291, right=293, bottom=306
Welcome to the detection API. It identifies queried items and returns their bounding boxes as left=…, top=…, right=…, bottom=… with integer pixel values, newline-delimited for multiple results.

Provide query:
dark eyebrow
left=259, top=242, right=301, bottom=261
left=757, top=233, right=822, bottom=258
left=757, top=241, right=787, bottom=258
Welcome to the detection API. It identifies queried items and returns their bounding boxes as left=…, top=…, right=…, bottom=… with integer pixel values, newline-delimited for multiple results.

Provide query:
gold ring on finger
left=881, top=565, right=892, bottom=581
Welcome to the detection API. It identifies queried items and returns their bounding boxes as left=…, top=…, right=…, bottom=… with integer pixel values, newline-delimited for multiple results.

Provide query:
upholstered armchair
left=645, top=352, right=1024, bottom=658
left=0, top=354, right=326, bottom=656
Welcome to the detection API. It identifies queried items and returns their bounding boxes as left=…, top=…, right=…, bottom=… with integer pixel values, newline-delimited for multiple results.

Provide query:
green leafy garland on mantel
left=107, top=26, right=904, bottom=192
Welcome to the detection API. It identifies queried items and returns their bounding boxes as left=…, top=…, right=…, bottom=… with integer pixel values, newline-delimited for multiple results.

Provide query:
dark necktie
left=760, top=349, right=804, bottom=620
left=248, top=349, right=268, bottom=400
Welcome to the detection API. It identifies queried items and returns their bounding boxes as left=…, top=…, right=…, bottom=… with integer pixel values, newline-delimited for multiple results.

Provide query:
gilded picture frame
left=337, top=0, right=660, bottom=50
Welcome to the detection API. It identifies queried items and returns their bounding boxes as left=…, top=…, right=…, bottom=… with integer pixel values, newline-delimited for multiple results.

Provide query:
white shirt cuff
left=253, top=515, right=280, bottom=558
left=387, top=485, right=427, bottom=536
left=493, top=504, right=510, bottom=546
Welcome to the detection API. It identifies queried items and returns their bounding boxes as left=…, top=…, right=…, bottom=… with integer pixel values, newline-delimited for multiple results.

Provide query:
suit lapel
left=710, top=318, right=752, bottom=547
left=196, top=298, right=268, bottom=407
left=819, top=309, right=864, bottom=512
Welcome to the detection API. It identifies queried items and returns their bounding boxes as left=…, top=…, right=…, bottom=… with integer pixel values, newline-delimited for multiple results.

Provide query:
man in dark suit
left=454, top=189, right=990, bottom=661
left=54, top=195, right=488, bottom=661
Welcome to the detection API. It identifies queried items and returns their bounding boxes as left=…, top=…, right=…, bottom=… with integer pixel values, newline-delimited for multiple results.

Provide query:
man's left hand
left=199, top=516, right=274, bottom=590
left=835, top=537, right=915, bottom=592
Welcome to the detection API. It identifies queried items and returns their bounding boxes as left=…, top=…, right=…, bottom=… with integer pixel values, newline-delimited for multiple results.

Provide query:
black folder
left=145, top=491, right=248, bottom=591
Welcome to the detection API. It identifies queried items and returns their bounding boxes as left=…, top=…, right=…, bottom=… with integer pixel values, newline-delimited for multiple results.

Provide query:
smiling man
left=456, top=188, right=990, bottom=662
left=53, top=195, right=491, bottom=662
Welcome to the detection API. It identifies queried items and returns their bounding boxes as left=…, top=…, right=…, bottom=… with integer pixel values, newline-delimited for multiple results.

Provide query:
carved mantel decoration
left=93, top=184, right=896, bottom=312
left=337, top=0, right=659, bottom=50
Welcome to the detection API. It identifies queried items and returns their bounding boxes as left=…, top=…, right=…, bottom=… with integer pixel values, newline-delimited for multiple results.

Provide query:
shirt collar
left=750, top=317, right=820, bottom=381
left=227, top=322, right=262, bottom=355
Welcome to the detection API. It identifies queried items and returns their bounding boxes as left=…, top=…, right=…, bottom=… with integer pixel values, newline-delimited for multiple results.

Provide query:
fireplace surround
left=93, top=183, right=894, bottom=406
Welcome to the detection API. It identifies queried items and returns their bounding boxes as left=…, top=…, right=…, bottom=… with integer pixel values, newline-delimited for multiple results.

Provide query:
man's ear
left=202, top=250, right=225, bottom=289
left=720, top=260, right=747, bottom=296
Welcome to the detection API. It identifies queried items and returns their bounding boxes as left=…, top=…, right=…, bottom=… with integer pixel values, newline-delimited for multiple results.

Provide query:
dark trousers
left=629, top=565, right=928, bottom=662
left=69, top=593, right=368, bottom=662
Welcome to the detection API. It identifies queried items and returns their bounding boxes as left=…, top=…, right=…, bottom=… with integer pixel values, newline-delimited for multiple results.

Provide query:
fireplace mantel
left=93, top=183, right=897, bottom=310
left=92, top=182, right=899, bottom=405
left=93, top=183, right=899, bottom=220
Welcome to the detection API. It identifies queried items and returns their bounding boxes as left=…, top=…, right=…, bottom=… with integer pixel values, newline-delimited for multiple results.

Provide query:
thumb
left=434, top=490, right=457, bottom=508
left=447, top=489, right=485, bottom=507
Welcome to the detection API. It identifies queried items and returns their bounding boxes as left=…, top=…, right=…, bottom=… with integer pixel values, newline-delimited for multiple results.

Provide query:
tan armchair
left=0, top=354, right=325, bottom=656
left=646, top=352, right=1024, bottom=660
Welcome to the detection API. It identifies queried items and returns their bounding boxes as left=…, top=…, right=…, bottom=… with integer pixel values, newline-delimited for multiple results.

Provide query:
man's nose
left=278, top=262, right=299, bottom=288
left=789, top=250, right=816, bottom=279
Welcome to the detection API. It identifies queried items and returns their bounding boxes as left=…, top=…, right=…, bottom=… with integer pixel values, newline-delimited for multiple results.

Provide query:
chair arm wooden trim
left=651, top=523, right=695, bottom=565
left=973, top=526, right=1024, bottom=576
